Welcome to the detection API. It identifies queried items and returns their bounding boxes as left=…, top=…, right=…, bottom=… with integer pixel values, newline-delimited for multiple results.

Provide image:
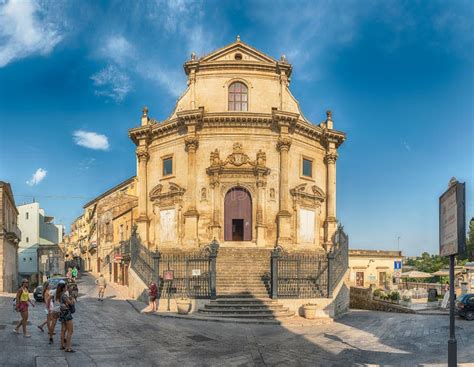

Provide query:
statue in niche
left=201, top=187, right=207, bottom=201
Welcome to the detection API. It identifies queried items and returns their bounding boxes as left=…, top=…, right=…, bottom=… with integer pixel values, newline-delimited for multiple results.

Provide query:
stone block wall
left=350, top=286, right=415, bottom=314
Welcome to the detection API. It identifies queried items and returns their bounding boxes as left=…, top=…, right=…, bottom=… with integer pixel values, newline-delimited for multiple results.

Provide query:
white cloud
left=26, top=168, right=47, bottom=186
left=91, top=65, right=132, bottom=102
left=98, top=35, right=135, bottom=66
left=0, top=0, right=63, bottom=67
left=73, top=130, right=109, bottom=150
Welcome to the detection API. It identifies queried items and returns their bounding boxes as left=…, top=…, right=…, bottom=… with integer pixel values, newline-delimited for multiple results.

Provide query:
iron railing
left=129, top=226, right=219, bottom=299
left=271, top=225, right=349, bottom=299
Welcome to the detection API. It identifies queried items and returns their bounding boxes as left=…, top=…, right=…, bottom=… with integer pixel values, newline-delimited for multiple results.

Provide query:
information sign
left=439, top=180, right=466, bottom=256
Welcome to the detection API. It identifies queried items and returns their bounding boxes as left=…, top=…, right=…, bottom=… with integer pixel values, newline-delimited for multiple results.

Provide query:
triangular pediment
left=200, top=41, right=277, bottom=65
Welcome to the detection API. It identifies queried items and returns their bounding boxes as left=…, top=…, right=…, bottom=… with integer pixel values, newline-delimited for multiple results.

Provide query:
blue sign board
left=394, top=261, right=402, bottom=270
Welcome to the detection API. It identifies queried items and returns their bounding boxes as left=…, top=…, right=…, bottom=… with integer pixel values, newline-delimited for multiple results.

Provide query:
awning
left=400, top=271, right=432, bottom=278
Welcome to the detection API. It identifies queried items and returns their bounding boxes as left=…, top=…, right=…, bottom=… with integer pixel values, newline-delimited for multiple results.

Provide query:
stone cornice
left=129, top=111, right=345, bottom=148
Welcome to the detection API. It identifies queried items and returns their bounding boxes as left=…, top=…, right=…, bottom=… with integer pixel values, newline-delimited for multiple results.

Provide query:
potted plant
left=390, top=291, right=400, bottom=304
left=302, top=303, right=318, bottom=319
left=176, top=297, right=192, bottom=315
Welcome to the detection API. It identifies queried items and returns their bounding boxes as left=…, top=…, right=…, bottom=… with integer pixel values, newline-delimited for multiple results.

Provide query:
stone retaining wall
left=350, top=286, right=415, bottom=314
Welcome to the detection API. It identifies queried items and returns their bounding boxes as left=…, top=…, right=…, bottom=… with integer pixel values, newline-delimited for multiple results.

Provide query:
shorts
left=18, top=301, right=28, bottom=313
left=59, top=310, right=73, bottom=322
left=149, top=296, right=157, bottom=302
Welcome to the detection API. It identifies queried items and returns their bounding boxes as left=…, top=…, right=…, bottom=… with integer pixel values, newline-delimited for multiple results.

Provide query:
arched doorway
left=224, top=187, right=252, bottom=241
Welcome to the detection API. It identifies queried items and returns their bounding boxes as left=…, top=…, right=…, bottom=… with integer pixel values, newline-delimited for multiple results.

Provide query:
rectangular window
left=26, top=237, right=29, bottom=243
left=163, top=157, right=173, bottom=176
left=26, top=212, right=29, bottom=220
left=302, top=158, right=313, bottom=177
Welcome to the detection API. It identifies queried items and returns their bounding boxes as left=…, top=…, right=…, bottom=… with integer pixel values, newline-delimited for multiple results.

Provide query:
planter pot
left=176, top=299, right=191, bottom=315
left=302, top=305, right=318, bottom=319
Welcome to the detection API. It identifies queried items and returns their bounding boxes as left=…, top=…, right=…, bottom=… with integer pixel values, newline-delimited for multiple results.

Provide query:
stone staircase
left=198, top=248, right=294, bottom=319
left=216, top=247, right=271, bottom=298
left=199, top=298, right=294, bottom=319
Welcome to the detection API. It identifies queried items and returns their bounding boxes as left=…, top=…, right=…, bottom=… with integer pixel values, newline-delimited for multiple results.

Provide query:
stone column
left=209, top=174, right=221, bottom=241
left=136, top=145, right=149, bottom=245
left=324, top=148, right=338, bottom=247
left=256, top=174, right=266, bottom=246
left=276, top=136, right=292, bottom=244
left=183, top=135, right=199, bottom=247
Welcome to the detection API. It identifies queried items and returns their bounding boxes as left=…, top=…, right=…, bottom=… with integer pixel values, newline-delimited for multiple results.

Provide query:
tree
left=466, top=218, right=474, bottom=261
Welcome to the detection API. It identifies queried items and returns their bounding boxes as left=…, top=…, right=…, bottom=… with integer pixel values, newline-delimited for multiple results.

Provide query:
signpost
left=163, top=270, right=174, bottom=311
left=439, top=178, right=466, bottom=367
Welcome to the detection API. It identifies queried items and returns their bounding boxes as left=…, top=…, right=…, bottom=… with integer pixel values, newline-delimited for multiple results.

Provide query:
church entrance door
left=224, top=188, right=252, bottom=241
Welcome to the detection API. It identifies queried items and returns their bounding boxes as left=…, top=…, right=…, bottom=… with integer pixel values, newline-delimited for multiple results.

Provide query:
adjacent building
left=0, top=181, right=21, bottom=292
left=17, top=202, right=64, bottom=285
left=348, top=249, right=403, bottom=288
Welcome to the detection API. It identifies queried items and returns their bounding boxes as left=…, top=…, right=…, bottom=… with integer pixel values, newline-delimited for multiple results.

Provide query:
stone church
left=129, top=37, right=345, bottom=253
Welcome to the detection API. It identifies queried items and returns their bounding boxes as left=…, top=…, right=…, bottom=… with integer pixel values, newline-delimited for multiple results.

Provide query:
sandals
left=12, top=329, right=19, bottom=334
left=37, top=325, right=44, bottom=332
left=65, top=349, right=76, bottom=353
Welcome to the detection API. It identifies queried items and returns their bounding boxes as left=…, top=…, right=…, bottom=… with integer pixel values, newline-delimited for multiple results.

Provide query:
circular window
left=234, top=53, right=242, bottom=60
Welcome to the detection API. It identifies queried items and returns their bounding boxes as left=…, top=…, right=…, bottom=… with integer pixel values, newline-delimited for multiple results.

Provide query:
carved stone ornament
left=276, top=136, right=292, bottom=152
left=149, top=182, right=186, bottom=207
left=207, top=143, right=269, bottom=170
left=290, top=183, right=325, bottom=208
left=324, top=151, right=338, bottom=164
left=136, top=147, right=149, bottom=161
left=184, top=136, right=199, bottom=152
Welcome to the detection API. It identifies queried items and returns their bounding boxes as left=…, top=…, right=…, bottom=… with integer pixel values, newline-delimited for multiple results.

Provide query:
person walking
left=37, top=281, right=51, bottom=333
left=95, top=274, right=107, bottom=301
left=13, top=279, right=35, bottom=337
left=66, top=268, right=72, bottom=280
left=57, top=282, right=75, bottom=353
left=71, top=267, right=78, bottom=281
left=148, top=281, right=158, bottom=312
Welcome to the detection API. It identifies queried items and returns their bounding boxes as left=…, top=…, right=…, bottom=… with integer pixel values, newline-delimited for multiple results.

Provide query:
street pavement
left=0, top=273, right=473, bottom=367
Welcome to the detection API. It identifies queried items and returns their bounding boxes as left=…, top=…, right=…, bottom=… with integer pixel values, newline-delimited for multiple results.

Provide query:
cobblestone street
left=0, top=273, right=473, bottom=367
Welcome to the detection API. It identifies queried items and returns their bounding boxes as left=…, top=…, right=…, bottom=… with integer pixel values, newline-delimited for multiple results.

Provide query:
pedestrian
left=57, top=282, right=75, bottom=353
left=95, top=273, right=107, bottom=301
left=48, top=285, right=61, bottom=344
left=66, top=268, right=72, bottom=280
left=148, top=281, right=158, bottom=312
left=37, top=281, right=51, bottom=333
left=12, top=279, right=35, bottom=337
left=71, top=267, right=78, bottom=280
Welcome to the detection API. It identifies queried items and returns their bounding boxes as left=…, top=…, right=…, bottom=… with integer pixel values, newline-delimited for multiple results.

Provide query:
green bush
left=390, top=291, right=400, bottom=301
left=373, top=288, right=383, bottom=297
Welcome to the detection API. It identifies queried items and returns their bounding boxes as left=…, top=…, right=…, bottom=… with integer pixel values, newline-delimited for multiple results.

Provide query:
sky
left=0, top=0, right=473, bottom=256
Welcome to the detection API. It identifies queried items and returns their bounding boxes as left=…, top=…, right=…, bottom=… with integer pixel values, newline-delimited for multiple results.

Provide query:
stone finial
left=326, top=110, right=333, bottom=129
left=141, top=106, right=149, bottom=126
left=449, top=177, right=458, bottom=188
left=191, top=52, right=196, bottom=61
left=236, top=35, right=241, bottom=42
left=280, top=54, right=287, bottom=62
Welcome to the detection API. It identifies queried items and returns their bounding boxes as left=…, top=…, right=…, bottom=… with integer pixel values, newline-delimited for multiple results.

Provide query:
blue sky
left=0, top=0, right=472, bottom=256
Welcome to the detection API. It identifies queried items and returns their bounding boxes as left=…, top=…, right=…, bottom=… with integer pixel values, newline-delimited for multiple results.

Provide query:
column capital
left=184, top=136, right=199, bottom=152
left=276, top=136, right=292, bottom=152
left=324, top=151, right=338, bottom=164
left=136, top=147, right=149, bottom=162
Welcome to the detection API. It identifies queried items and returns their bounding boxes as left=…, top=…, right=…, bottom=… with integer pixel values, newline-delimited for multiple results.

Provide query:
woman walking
left=148, top=281, right=158, bottom=312
left=37, top=281, right=51, bottom=333
left=13, top=279, right=35, bottom=337
left=57, top=282, right=75, bottom=352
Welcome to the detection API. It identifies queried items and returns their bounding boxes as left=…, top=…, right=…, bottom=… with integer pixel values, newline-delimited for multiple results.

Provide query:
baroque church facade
left=129, top=38, right=345, bottom=252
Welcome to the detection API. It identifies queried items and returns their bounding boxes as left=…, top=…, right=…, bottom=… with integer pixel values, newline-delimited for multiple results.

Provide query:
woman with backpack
left=12, top=279, right=35, bottom=337
left=56, top=282, right=75, bottom=352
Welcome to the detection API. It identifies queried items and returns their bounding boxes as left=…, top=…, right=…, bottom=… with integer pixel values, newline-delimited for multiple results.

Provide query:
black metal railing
left=129, top=225, right=219, bottom=299
left=271, top=225, right=349, bottom=299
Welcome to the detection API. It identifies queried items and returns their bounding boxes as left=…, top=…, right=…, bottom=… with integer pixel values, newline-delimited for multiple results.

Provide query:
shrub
left=373, top=288, right=383, bottom=297
left=390, top=291, right=400, bottom=301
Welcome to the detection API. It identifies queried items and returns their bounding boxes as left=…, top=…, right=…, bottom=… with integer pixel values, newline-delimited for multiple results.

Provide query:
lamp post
left=397, top=236, right=401, bottom=251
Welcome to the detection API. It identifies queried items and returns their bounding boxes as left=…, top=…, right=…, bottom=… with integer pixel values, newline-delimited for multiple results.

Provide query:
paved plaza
left=0, top=274, right=473, bottom=367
